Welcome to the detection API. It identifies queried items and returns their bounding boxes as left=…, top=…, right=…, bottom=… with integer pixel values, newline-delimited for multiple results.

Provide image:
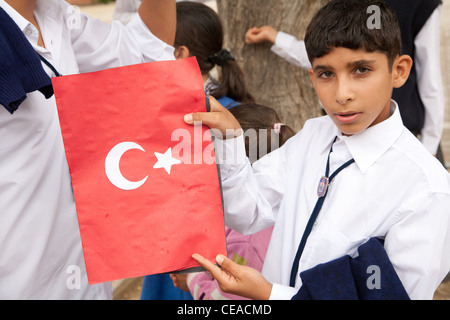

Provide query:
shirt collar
left=35, top=0, right=63, bottom=20
left=204, top=75, right=218, bottom=94
left=0, top=0, right=31, bottom=32
left=338, top=100, right=404, bottom=173
left=0, top=0, right=62, bottom=29
left=0, top=0, right=63, bottom=48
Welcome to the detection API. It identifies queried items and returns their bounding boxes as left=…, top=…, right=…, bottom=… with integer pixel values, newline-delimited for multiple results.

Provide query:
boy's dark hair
left=175, top=2, right=254, bottom=103
left=304, top=0, right=402, bottom=69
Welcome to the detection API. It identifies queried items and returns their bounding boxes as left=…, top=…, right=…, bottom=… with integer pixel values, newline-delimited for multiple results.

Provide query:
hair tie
left=274, top=123, right=284, bottom=134
left=207, top=49, right=235, bottom=67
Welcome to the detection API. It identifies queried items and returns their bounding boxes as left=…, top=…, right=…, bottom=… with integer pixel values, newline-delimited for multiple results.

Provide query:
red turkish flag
left=53, top=57, right=226, bottom=284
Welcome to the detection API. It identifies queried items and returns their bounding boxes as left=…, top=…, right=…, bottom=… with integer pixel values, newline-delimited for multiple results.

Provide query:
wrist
left=269, top=31, right=279, bottom=44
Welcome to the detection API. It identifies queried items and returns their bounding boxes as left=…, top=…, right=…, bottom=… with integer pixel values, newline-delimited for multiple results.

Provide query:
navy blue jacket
left=0, top=7, right=53, bottom=114
left=292, top=238, right=410, bottom=300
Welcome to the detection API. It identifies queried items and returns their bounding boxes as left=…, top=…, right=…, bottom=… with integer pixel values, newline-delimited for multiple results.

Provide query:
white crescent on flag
left=105, top=142, right=149, bottom=191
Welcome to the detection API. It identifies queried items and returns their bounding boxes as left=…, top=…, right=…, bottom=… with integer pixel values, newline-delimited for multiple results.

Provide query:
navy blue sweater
left=0, top=7, right=53, bottom=114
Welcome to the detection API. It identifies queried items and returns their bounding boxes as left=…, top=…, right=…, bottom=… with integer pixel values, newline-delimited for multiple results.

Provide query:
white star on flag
left=153, top=148, right=182, bottom=174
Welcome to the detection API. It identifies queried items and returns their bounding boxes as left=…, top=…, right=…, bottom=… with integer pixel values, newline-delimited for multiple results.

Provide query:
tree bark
left=216, top=0, right=328, bottom=131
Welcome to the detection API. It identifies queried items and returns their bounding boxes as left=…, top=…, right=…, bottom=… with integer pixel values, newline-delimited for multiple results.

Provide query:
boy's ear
left=174, top=45, right=191, bottom=60
left=392, top=54, right=413, bottom=88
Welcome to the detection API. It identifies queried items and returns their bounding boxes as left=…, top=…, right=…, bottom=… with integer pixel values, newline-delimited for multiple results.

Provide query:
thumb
left=184, top=96, right=242, bottom=138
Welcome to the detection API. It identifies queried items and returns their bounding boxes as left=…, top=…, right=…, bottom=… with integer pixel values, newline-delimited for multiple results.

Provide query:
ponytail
left=208, top=50, right=255, bottom=103
left=175, top=2, right=254, bottom=104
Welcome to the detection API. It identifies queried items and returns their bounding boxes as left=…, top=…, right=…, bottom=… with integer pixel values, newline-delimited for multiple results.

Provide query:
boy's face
left=308, top=47, right=408, bottom=136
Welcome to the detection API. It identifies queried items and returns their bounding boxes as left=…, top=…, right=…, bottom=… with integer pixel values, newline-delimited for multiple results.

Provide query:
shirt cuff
left=215, top=134, right=248, bottom=165
left=215, top=134, right=248, bottom=180
left=271, top=31, right=294, bottom=55
left=127, top=14, right=175, bottom=62
left=275, top=31, right=295, bottom=46
left=270, top=32, right=311, bottom=69
left=269, top=283, right=299, bottom=300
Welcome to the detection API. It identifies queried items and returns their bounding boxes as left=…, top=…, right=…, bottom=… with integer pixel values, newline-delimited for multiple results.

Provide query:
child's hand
left=245, top=26, right=278, bottom=45
left=184, top=96, right=242, bottom=139
left=192, top=253, right=273, bottom=300
left=169, top=273, right=190, bottom=292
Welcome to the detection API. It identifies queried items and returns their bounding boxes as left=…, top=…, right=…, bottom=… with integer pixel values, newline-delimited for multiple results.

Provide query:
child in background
left=385, top=0, right=445, bottom=163
left=173, top=1, right=255, bottom=109
left=229, top=104, right=296, bottom=163
left=186, top=0, right=450, bottom=300
left=115, top=1, right=255, bottom=109
left=170, top=104, right=295, bottom=300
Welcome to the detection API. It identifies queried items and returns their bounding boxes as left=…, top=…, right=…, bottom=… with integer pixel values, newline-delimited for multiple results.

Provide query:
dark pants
left=436, top=143, right=446, bottom=168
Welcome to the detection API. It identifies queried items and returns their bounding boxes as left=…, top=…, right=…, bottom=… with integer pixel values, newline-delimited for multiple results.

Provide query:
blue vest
left=217, top=96, right=240, bottom=109
left=385, top=0, right=442, bottom=134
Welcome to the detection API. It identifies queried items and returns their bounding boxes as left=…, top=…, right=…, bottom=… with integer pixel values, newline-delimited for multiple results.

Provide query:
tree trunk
left=216, top=0, right=328, bottom=131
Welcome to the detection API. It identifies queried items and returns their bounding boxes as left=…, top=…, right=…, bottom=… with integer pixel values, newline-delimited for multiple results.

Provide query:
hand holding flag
left=184, top=96, right=243, bottom=139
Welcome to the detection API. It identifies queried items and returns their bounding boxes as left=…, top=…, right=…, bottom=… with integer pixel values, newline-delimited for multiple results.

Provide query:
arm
left=415, top=5, right=444, bottom=155
left=271, top=32, right=311, bottom=69
left=245, top=26, right=311, bottom=69
left=113, top=0, right=141, bottom=25
left=69, top=2, right=174, bottom=73
left=245, top=26, right=278, bottom=44
left=185, top=98, right=289, bottom=234
left=138, top=0, right=176, bottom=46
left=384, top=191, right=450, bottom=300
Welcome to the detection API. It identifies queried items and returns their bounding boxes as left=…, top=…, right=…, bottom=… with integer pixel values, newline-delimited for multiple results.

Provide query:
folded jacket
left=0, top=7, right=53, bottom=114
left=291, top=238, right=410, bottom=300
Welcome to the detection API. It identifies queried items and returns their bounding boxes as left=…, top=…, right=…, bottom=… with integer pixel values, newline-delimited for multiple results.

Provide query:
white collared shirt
left=217, top=101, right=450, bottom=300
left=0, top=0, right=174, bottom=299
left=271, top=6, right=444, bottom=155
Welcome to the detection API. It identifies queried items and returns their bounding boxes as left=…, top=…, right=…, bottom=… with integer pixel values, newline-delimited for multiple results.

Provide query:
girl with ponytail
left=173, top=1, right=255, bottom=108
